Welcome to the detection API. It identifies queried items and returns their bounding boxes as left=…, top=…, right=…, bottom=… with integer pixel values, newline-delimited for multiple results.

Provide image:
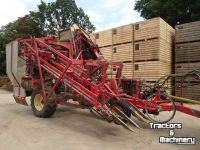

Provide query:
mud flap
left=13, top=94, right=28, bottom=106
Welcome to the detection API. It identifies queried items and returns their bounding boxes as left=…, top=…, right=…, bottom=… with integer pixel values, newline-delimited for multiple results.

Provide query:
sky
left=0, top=0, right=144, bottom=32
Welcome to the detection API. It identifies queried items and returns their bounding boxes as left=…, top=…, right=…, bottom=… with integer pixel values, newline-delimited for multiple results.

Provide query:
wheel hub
left=111, top=106, right=124, bottom=119
left=157, top=105, right=162, bottom=112
left=34, top=94, right=44, bottom=111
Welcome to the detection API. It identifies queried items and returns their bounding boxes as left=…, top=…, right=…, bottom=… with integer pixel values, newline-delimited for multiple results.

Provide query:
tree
left=0, top=21, right=17, bottom=43
left=0, top=0, right=96, bottom=75
left=134, top=0, right=200, bottom=27
left=0, top=11, right=46, bottom=41
left=37, top=0, right=95, bottom=35
left=14, top=11, right=47, bottom=39
left=0, top=22, right=17, bottom=75
left=0, top=12, right=46, bottom=75
left=0, top=51, right=6, bottom=75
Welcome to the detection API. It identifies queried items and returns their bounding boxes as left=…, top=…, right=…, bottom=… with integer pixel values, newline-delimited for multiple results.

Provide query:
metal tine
left=90, top=107, right=137, bottom=133
left=89, top=108, right=112, bottom=123
left=89, top=108, right=102, bottom=119
left=115, top=107, right=144, bottom=130
left=130, top=108, right=149, bottom=124
left=111, top=112, right=138, bottom=133
left=107, top=109, right=137, bottom=133
left=129, top=102, right=151, bottom=121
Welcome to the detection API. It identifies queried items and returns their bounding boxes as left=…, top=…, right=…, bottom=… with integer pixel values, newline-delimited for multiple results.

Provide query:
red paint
left=8, top=29, right=200, bottom=120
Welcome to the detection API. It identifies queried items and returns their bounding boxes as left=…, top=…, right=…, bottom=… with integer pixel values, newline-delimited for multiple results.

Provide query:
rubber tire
left=111, top=101, right=132, bottom=124
left=30, top=89, right=57, bottom=118
left=25, top=91, right=32, bottom=97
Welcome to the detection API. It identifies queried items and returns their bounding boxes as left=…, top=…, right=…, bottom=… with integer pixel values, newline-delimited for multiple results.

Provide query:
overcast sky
left=0, top=0, right=143, bottom=32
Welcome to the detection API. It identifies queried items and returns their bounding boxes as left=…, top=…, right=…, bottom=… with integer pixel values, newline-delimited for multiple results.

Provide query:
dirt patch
left=0, top=76, right=13, bottom=91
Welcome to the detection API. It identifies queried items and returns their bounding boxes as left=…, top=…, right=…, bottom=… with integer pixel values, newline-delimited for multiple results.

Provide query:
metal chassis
left=9, top=32, right=200, bottom=128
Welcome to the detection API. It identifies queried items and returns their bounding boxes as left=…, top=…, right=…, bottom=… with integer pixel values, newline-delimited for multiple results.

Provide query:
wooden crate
left=175, top=62, right=200, bottom=81
left=106, top=63, right=133, bottom=78
left=112, top=43, right=134, bottom=62
left=106, top=67, right=116, bottom=78
left=89, top=34, right=96, bottom=44
left=133, top=17, right=175, bottom=43
left=175, top=42, right=200, bottom=62
left=133, top=60, right=172, bottom=81
left=134, top=37, right=173, bottom=62
left=112, top=24, right=133, bottom=44
left=121, top=63, right=134, bottom=78
left=175, top=21, right=200, bottom=43
left=175, top=82, right=200, bottom=100
left=99, top=46, right=112, bottom=61
left=95, top=29, right=112, bottom=47
left=163, top=80, right=174, bottom=95
left=175, top=62, right=200, bottom=73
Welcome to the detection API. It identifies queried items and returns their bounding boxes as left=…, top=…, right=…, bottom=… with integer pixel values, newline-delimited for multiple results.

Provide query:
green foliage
left=0, top=21, right=17, bottom=43
left=134, top=0, right=200, bottom=27
left=0, top=0, right=96, bottom=75
left=0, top=22, right=17, bottom=75
left=0, top=51, right=6, bottom=75
left=14, top=11, right=47, bottom=39
left=38, top=0, right=95, bottom=34
left=0, top=12, right=46, bottom=75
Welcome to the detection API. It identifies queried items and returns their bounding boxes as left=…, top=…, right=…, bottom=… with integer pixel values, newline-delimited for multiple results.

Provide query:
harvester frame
left=6, top=24, right=200, bottom=132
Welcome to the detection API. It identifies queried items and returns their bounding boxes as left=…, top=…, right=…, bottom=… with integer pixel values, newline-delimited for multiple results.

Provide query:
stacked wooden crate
left=175, top=21, right=200, bottom=100
left=112, top=24, right=134, bottom=44
left=89, top=34, right=96, bottom=44
left=90, top=24, right=134, bottom=77
left=133, top=18, right=175, bottom=82
left=95, top=29, right=112, bottom=47
left=90, top=29, right=112, bottom=61
left=89, top=17, right=175, bottom=82
left=112, top=24, right=134, bottom=77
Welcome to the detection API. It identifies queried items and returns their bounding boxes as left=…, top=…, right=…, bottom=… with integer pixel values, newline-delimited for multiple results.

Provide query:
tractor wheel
left=30, top=89, right=57, bottom=118
left=111, top=101, right=131, bottom=125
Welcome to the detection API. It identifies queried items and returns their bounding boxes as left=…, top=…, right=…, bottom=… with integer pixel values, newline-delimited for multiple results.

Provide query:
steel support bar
left=35, top=38, right=72, bottom=64
left=169, top=95, right=200, bottom=105
left=43, top=61, right=72, bottom=102
left=34, top=40, right=46, bottom=100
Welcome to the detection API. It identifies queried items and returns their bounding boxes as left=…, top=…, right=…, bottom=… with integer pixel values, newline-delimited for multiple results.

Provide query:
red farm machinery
left=6, top=24, right=200, bottom=132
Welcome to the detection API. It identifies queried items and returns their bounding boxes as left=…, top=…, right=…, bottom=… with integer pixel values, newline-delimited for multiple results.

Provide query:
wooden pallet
left=175, top=42, right=200, bottom=62
left=133, top=17, right=175, bottom=43
left=175, top=20, right=200, bottom=43
left=133, top=60, right=172, bottom=81
left=112, top=43, right=134, bottom=62
left=134, top=37, right=173, bottom=62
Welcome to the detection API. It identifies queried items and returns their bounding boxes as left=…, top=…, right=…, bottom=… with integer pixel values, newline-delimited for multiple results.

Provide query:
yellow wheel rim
left=111, top=106, right=124, bottom=120
left=34, top=94, right=44, bottom=111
